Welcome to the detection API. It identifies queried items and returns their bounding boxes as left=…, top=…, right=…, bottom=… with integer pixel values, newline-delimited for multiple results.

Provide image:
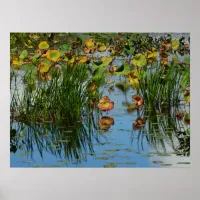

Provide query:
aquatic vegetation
left=98, top=96, right=114, bottom=112
left=132, top=95, right=144, bottom=107
left=98, top=116, right=114, bottom=131
left=10, top=32, right=190, bottom=167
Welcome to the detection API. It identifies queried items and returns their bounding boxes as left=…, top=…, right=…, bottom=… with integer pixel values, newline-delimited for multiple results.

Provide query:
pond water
left=10, top=33, right=190, bottom=168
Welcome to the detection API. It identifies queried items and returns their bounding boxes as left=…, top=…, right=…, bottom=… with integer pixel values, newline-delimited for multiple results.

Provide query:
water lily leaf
left=132, top=54, right=147, bottom=67
left=19, top=50, right=28, bottom=59
left=184, top=94, right=190, bottom=103
left=115, top=62, right=130, bottom=75
left=96, top=42, right=106, bottom=52
left=78, top=56, right=89, bottom=64
left=12, top=58, right=24, bottom=66
left=60, top=44, right=72, bottom=56
left=38, top=59, right=51, bottom=73
left=128, top=76, right=139, bottom=90
left=101, top=56, right=113, bottom=66
left=85, top=38, right=95, bottom=48
left=172, top=40, right=180, bottom=50
left=64, top=54, right=76, bottom=64
left=39, top=63, right=50, bottom=73
left=38, top=41, right=49, bottom=50
left=92, top=67, right=105, bottom=81
left=47, top=50, right=60, bottom=62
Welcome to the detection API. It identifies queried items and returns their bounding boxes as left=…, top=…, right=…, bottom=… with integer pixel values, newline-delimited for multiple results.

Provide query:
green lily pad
left=47, top=50, right=60, bottom=62
left=115, top=62, right=131, bottom=75
left=19, top=50, right=28, bottom=59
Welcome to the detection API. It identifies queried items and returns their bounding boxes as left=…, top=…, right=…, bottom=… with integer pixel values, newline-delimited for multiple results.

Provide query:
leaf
left=38, top=59, right=51, bottom=73
left=92, top=67, right=105, bottom=80
left=96, top=42, right=106, bottom=52
left=39, top=63, right=50, bottom=73
left=78, top=56, right=88, bottom=64
left=184, top=95, right=190, bottom=103
left=115, top=62, right=131, bottom=76
left=172, top=40, right=180, bottom=50
left=60, top=44, right=72, bottom=56
left=85, top=38, right=95, bottom=48
left=132, top=54, right=147, bottom=67
left=19, top=50, right=28, bottom=59
left=47, top=50, right=60, bottom=62
left=64, top=54, right=76, bottom=64
left=101, top=56, right=113, bottom=66
left=12, top=58, right=24, bottom=66
left=38, top=41, right=49, bottom=50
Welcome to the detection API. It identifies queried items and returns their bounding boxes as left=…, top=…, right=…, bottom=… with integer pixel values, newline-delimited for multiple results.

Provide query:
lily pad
left=172, top=40, right=180, bottom=50
left=132, top=54, right=147, bottom=67
left=47, top=50, right=60, bottom=62
left=19, top=50, right=28, bottom=59
left=101, top=56, right=113, bottom=66
left=38, top=41, right=49, bottom=50
left=97, top=42, right=106, bottom=52
left=85, top=38, right=95, bottom=48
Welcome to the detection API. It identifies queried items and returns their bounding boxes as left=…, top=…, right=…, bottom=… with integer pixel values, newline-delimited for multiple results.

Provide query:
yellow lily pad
left=47, top=50, right=60, bottom=62
left=97, top=42, right=106, bottom=52
left=101, top=56, right=113, bottom=66
left=132, top=54, right=147, bottom=67
left=78, top=56, right=89, bottom=64
left=38, top=41, right=49, bottom=50
left=172, top=40, right=180, bottom=50
left=85, top=38, right=95, bottom=48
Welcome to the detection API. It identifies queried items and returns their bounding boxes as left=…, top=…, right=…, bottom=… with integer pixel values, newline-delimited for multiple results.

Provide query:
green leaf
left=60, top=44, right=72, bottom=56
left=115, top=62, right=131, bottom=75
left=19, top=50, right=28, bottom=59
left=172, top=40, right=180, bottom=50
left=92, top=67, right=105, bottom=80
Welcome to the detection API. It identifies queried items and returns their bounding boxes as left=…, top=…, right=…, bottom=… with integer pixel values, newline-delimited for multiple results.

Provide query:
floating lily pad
left=132, top=54, right=147, bottom=67
left=172, top=40, right=180, bottom=50
left=85, top=38, right=95, bottom=48
left=38, top=41, right=49, bottom=50
left=47, top=50, right=60, bottom=62
left=97, top=42, right=106, bottom=52
left=101, top=56, right=113, bottom=66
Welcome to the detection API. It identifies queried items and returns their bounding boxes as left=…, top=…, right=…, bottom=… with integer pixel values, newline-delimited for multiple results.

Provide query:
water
left=10, top=33, right=190, bottom=167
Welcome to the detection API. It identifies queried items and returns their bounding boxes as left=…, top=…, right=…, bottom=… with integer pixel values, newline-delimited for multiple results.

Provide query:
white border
left=1, top=0, right=200, bottom=199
